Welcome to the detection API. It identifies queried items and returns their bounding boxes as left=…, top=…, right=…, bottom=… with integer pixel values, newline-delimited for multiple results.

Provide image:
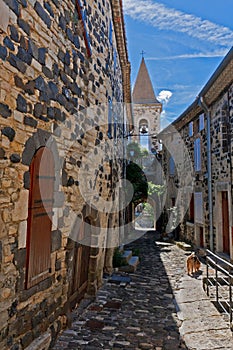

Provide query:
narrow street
left=52, top=232, right=232, bottom=350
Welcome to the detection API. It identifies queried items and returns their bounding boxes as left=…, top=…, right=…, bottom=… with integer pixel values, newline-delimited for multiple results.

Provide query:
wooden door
left=69, top=220, right=91, bottom=307
left=222, top=191, right=230, bottom=254
left=26, top=147, right=54, bottom=288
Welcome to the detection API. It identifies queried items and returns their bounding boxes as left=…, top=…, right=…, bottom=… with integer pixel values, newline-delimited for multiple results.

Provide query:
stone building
left=132, top=57, right=162, bottom=152
left=161, top=47, right=233, bottom=259
left=0, top=0, right=132, bottom=348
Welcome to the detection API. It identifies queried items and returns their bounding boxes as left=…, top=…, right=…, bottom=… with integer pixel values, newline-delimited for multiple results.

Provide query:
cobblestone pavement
left=52, top=232, right=233, bottom=350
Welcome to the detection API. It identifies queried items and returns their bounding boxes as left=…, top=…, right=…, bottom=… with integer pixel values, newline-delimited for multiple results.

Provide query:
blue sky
left=122, top=0, right=233, bottom=129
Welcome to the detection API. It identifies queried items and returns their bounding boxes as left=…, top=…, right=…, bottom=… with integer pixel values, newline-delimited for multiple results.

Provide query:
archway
left=134, top=198, right=156, bottom=230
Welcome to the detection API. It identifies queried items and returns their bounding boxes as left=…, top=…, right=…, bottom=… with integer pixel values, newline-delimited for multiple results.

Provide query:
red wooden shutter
left=189, top=194, right=194, bottom=223
left=26, top=147, right=55, bottom=289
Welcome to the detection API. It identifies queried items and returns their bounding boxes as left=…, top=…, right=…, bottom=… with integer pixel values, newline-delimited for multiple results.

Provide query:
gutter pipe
left=198, top=96, right=214, bottom=251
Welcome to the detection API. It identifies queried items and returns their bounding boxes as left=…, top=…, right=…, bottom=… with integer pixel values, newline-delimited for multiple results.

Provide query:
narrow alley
left=52, top=231, right=232, bottom=350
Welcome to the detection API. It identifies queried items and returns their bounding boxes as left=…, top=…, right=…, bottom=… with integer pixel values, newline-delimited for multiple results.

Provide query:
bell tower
left=132, top=57, right=162, bottom=153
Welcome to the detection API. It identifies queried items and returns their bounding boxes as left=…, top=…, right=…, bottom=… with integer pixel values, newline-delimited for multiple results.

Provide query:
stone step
left=119, top=256, right=140, bottom=273
left=176, top=241, right=192, bottom=251
left=118, top=245, right=124, bottom=253
left=122, top=250, right=132, bottom=264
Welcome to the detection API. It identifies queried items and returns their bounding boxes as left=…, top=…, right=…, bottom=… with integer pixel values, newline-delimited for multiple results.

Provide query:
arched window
left=26, top=147, right=55, bottom=289
left=139, top=119, right=149, bottom=151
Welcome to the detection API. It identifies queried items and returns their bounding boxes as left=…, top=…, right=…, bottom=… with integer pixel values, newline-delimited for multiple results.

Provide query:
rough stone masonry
left=0, top=0, right=131, bottom=348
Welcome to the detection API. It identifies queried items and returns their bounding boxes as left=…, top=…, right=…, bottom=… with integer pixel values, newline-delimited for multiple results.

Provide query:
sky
left=122, top=0, right=233, bottom=129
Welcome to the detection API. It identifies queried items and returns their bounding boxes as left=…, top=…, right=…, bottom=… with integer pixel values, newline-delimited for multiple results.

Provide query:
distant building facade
left=0, top=0, right=131, bottom=348
left=161, top=48, right=233, bottom=259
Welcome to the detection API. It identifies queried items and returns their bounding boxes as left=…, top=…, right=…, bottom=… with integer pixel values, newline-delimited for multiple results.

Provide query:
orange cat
left=186, top=252, right=201, bottom=275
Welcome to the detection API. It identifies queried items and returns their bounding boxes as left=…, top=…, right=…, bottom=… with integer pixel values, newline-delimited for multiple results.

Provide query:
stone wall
left=0, top=0, right=129, bottom=348
left=161, top=52, right=233, bottom=257
left=210, top=85, right=233, bottom=255
left=132, top=104, right=161, bottom=150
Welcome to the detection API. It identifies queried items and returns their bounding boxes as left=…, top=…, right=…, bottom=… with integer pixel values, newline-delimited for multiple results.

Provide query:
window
left=199, top=114, right=205, bottom=132
left=26, top=147, right=55, bottom=289
left=189, top=122, right=193, bottom=137
left=169, top=156, right=175, bottom=176
left=194, top=138, right=201, bottom=171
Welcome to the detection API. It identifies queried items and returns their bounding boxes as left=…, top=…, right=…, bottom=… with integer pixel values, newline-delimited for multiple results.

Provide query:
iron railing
left=204, top=249, right=233, bottom=329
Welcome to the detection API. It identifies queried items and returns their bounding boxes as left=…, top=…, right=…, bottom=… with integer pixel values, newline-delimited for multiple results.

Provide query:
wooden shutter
left=109, top=20, right=113, bottom=46
left=189, top=194, right=194, bottom=223
left=69, top=220, right=91, bottom=306
left=199, top=113, right=205, bottom=132
left=189, top=122, right=193, bottom=137
left=194, top=138, right=201, bottom=171
left=75, top=0, right=92, bottom=57
left=169, top=157, right=175, bottom=176
left=26, top=147, right=55, bottom=289
left=194, top=192, right=203, bottom=224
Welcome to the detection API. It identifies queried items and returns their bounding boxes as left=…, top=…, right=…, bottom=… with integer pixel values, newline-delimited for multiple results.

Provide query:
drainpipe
left=198, top=97, right=214, bottom=251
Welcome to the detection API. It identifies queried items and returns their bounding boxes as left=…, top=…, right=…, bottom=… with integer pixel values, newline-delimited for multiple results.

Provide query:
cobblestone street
left=52, top=232, right=233, bottom=350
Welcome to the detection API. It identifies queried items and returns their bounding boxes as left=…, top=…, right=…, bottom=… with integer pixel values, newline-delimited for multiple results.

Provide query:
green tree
left=127, top=142, right=149, bottom=161
left=126, top=162, right=148, bottom=206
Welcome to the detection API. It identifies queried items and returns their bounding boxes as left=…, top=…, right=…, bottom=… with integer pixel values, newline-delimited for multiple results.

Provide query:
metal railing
left=204, top=249, right=233, bottom=329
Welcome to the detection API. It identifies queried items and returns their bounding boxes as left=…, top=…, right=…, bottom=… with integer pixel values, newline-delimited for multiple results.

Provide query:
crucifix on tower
left=140, top=50, right=146, bottom=58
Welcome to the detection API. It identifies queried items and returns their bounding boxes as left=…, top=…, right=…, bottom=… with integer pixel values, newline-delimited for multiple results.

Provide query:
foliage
left=148, top=182, right=166, bottom=197
left=140, top=147, right=149, bottom=157
left=143, top=203, right=154, bottom=218
left=127, top=142, right=149, bottom=159
left=126, top=162, right=148, bottom=205
left=132, top=248, right=141, bottom=261
left=112, top=248, right=127, bottom=267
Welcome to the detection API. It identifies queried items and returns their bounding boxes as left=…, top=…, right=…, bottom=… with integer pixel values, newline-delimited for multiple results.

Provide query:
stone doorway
left=68, top=218, right=91, bottom=309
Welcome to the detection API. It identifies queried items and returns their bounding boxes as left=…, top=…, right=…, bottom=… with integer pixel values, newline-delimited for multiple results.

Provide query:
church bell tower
left=132, top=57, right=162, bottom=153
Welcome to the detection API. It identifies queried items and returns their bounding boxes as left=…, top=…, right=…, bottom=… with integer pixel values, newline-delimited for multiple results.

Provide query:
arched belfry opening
left=132, top=57, right=162, bottom=152
left=139, top=118, right=150, bottom=151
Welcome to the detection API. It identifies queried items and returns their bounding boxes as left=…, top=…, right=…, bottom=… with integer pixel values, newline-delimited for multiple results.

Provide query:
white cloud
left=157, top=90, right=173, bottom=104
left=123, top=0, right=233, bottom=47
left=147, top=49, right=229, bottom=60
